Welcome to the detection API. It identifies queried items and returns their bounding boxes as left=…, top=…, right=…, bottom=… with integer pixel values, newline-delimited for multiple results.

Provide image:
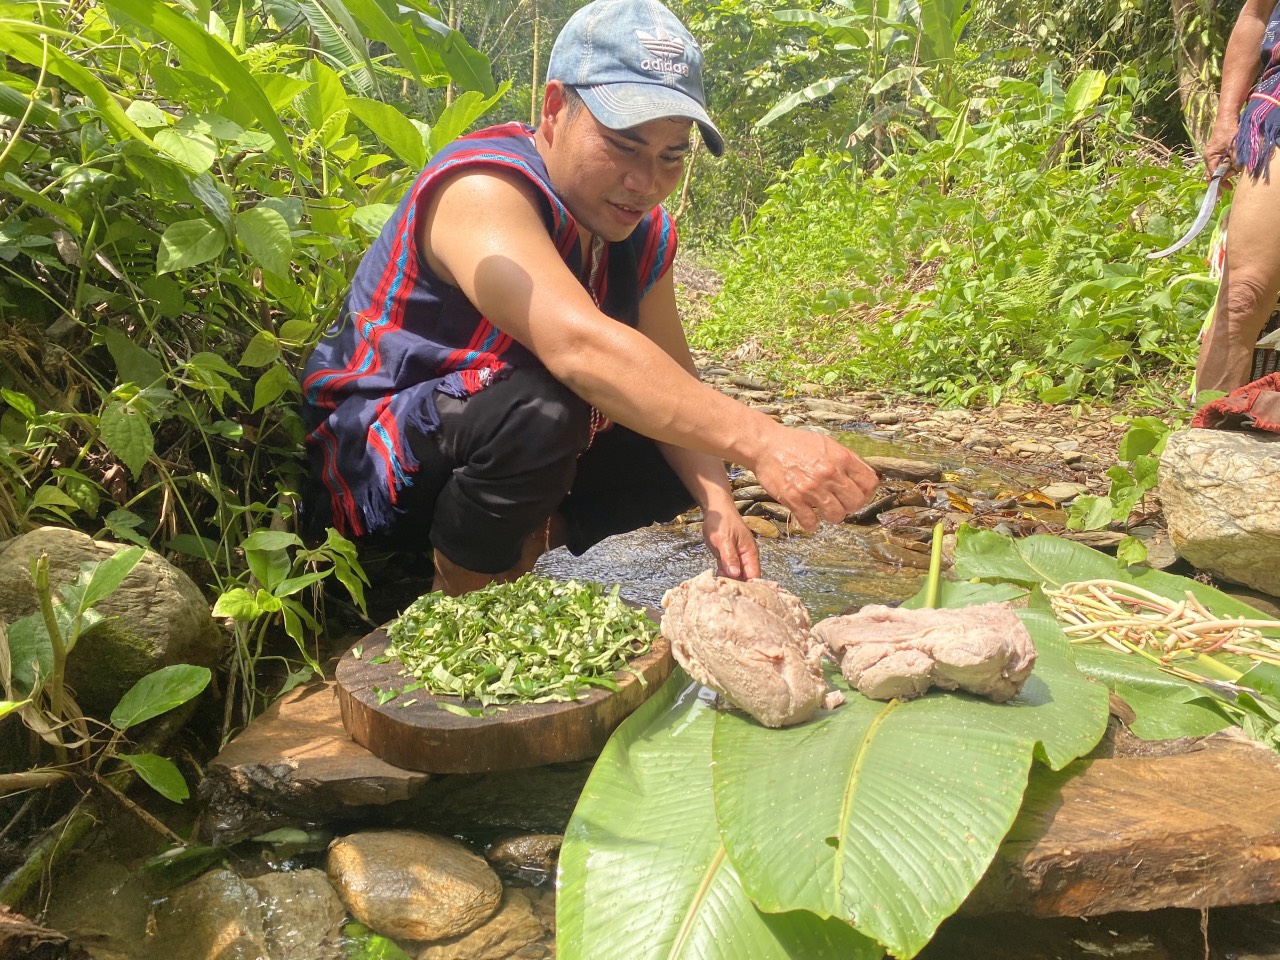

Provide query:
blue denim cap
left=547, top=0, right=724, bottom=156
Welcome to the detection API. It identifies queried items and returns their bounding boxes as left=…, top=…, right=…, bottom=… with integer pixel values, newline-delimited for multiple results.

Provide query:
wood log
left=964, top=733, right=1280, bottom=916
left=335, top=631, right=674, bottom=774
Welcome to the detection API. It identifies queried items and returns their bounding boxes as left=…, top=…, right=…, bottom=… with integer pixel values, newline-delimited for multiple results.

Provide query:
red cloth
left=1191, top=371, right=1280, bottom=431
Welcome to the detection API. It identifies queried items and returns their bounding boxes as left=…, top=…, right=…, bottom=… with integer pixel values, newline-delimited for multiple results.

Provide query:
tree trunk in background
left=531, top=0, right=541, bottom=126
left=1172, top=0, right=1221, bottom=152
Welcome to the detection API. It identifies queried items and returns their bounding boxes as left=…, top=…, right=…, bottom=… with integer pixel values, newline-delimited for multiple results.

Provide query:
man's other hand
left=752, top=426, right=879, bottom=532
left=701, top=506, right=761, bottom=581
left=1204, top=117, right=1240, bottom=182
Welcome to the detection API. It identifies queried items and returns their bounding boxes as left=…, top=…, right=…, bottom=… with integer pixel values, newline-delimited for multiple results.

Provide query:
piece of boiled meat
left=812, top=603, right=1037, bottom=703
left=661, top=570, right=834, bottom=728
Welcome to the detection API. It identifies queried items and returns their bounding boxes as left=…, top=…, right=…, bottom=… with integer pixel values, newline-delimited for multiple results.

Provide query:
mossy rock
left=0, top=526, right=225, bottom=717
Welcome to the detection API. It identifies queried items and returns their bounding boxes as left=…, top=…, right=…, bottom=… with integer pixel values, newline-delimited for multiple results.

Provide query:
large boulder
left=326, top=830, right=502, bottom=942
left=0, top=526, right=224, bottom=715
left=1160, top=429, right=1280, bottom=596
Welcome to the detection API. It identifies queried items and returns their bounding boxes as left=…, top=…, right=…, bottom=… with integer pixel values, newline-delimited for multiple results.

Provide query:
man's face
left=542, top=89, right=692, bottom=243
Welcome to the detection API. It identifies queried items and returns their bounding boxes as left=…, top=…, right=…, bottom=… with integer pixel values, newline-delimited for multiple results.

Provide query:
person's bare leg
left=432, top=514, right=568, bottom=597
left=1196, top=154, right=1280, bottom=394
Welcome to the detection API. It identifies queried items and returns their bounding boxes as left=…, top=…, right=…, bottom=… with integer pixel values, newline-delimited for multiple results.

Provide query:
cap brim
left=577, top=82, right=724, bottom=157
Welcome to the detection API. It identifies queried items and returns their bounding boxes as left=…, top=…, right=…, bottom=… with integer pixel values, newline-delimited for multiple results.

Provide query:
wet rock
left=757, top=502, right=794, bottom=524
left=1039, top=482, right=1089, bottom=504
left=732, top=485, right=770, bottom=502
left=0, top=526, right=225, bottom=716
left=327, top=830, right=502, bottom=942
left=869, top=541, right=935, bottom=570
left=730, top=470, right=759, bottom=488
left=752, top=404, right=782, bottom=416
left=798, top=424, right=836, bottom=437
left=1011, top=441, right=1055, bottom=455
left=249, top=869, right=347, bottom=960
left=1161, top=429, right=1280, bottom=595
left=809, top=410, right=858, bottom=425
left=485, top=835, right=561, bottom=884
left=415, top=889, right=545, bottom=960
left=801, top=398, right=863, bottom=418
left=741, top=516, right=781, bottom=539
left=528, top=888, right=555, bottom=936
left=0, top=906, right=90, bottom=960
left=148, top=869, right=268, bottom=960
left=861, top=456, right=941, bottom=483
left=728, top=374, right=770, bottom=391
left=1063, top=530, right=1127, bottom=550
left=869, top=411, right=901, bottom=425
left=702, top=367, right=732, bottom=378
left=198, top=683, right=431, bottom=846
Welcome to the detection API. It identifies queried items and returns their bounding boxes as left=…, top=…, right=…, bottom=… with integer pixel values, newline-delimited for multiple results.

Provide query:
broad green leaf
left=0, top=173, right=83, bottom=232
left=425, top=83, right=509, bottom=157
left=104, top=0, right=301, bottom=175
left=111, top=664, right=211, bottom=730
left=154, top=128, right=215, bottom=173
left=242, top=530, right=303, bottom=551
left=714, top=607, right=1106, bottom=957
left=213, top=586, right=264, bottom=619
left=349, top=97, right=426, bottom=168
left=0, top=80, right=59, bottom=127
left=0, top=33, right=154, bottom=147
left=352, top=203, right=397, bottom=238
left=1115, top=535, right=1147, bottom=567
left=298, top=60, right=350, bottom=149
left=140, top=844, right=227, bottom=889
left=164, top=533, right=219, bottom=559
left=1066, top=493, right=1113, bottom=531
left=756, top=74, right=857, bottom=130
left=1111, top=684, right=1232, bottom=739
left=1064, top=69, right=1107, bottom=121
left=236, top=205, right=292, bottom=278
left=0, top=388, right=36, bottom=420
left=118, top=752, right=190, bottom=802
left=296, top=0, right=377, bottom=96
left=100, top=402, right=155, bottom=479
left=78, top=545, right=144, bottom=611
left=99, top=330, right=165, bottom=389
left=126, top=99, right=170, bottom=128
left=558, top=673, right=880, bottom=960
left=5, top=613, right=53, bottom=697
left=157, top=218, right=226, bottom=274
left=438, top=27, right=494, bottom=96
left=239, top=331, right=278, bottom=368
left=252, top=365, right=296, bottom=411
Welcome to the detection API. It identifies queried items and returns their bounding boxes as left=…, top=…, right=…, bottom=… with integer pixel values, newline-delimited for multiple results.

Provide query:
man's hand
left=751, top=426, right=879, bottom=532
left=701, top=505, right=761, bottom=580
left=1204, top=117, right=1240, bottom=182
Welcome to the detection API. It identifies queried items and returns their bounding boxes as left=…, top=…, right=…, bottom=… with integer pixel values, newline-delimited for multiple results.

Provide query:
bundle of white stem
left=1045, top=579, right=1280, bottom=666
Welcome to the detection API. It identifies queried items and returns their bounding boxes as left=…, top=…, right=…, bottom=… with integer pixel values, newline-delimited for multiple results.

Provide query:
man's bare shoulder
left=421, top=165, right=556, bottom=285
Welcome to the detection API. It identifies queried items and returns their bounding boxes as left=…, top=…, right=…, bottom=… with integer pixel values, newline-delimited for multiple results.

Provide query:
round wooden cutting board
left=335, top=629, right=674, bottom=774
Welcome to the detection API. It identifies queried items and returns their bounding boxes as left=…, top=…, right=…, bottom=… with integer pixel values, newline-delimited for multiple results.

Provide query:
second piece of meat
left=812, top=603, right=1037, bottom=703
left=661, top=570, right=832, bottom=728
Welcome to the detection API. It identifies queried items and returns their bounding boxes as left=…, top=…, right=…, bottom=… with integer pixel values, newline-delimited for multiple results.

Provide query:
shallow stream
left=37, top=429, right=1280, bottom=960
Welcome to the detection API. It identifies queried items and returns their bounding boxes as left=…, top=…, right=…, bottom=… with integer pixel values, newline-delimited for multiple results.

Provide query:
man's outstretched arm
left=421, top=168, right=879, bottom=528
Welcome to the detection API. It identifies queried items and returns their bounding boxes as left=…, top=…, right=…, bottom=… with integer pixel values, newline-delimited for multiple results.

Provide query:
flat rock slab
left=862, top=455, right=942, bottom=483
left=336, top=632, right=674, bottom=773
left=966, top=734, right=1280, bottom=917
left=197, top=683, right=431, bottom=845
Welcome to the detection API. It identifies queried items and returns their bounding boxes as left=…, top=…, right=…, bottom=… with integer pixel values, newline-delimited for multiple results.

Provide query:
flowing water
left=36, top=429, right=1280, bottom=960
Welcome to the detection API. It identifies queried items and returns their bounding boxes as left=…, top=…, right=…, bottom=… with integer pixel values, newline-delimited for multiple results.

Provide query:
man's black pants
left=389, top=366, right=693, bottom=574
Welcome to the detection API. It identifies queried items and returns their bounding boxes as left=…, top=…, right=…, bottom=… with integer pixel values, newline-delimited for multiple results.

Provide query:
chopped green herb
left=384, top=574, right=657, bottom=707
left=352, top=644, right=364, bottom=660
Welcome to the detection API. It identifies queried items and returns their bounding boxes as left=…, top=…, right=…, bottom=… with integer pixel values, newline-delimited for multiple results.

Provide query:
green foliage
left=0, top=550, right=208, bottom=802
left=694, top=67, right=1215, bottom=406
left=0, top=0, right=502, bottom=733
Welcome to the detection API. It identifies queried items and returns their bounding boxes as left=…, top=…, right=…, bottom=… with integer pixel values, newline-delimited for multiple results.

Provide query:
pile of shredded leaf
left=381, top=574, right=657, bottom=707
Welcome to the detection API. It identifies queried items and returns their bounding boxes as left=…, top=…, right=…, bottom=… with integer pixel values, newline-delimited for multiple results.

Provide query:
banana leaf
left=560, top=576, right=1108, bottom=959
left=558, top=671, right=881, bottom=960
left=713, top=606, right=1106, bottom=958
